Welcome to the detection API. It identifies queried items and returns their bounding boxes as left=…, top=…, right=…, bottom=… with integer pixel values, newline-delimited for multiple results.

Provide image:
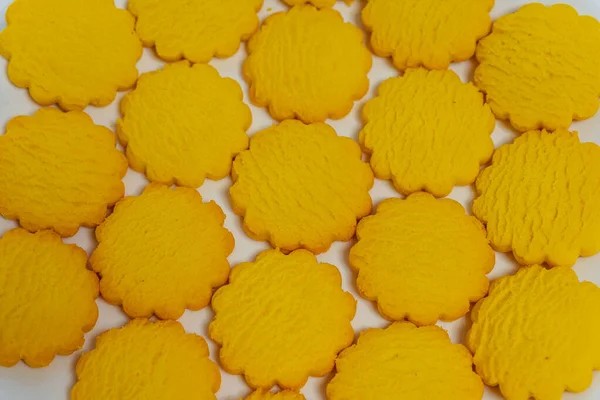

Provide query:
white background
left=0, top=0, right=599, bottom=399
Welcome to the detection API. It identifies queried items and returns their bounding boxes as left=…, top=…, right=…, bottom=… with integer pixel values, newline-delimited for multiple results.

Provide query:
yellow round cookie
left=90, top=184, right=234, bottom=320
left=230, top=120, right=373, bottom=254
left=129, top=0, right=261, bottom=63
left=475, top=3, right=600, bottom=132
left=0, top=229, right=99, bottom=368
left=282, top=0, right=351, bottom=8
left=362, top=0, right=493, bottom=71
left=350, top=192, right=495, bottom=326
left=327, top=322, right=484, bottom=400
left=0, top=108, right=128, bottom=237
left=71, top=319, right=220, bottom=400
left=243, top=5, right=371, bottom=123
left=118, top=61, right=251, bottom=188
left=468, top=266, right=600, bottom=400
left=243, top=391, right=305, bottom=400
left=210, top=249, right=356, bottom=390
left=0, top=0, right=141, bottom=111
left=474, top=128, right=600, bottom=267
left=361, top=68, right=495, bottom=197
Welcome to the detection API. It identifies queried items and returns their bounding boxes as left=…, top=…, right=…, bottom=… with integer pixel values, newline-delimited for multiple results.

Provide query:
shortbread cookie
left=474, top=129, right=600, bottom=267
left=361, top=68, right=495, bottom=197
left=0, top=229, right=98, bottom=368
left=0, top=0, right=141, bottom=110
left=282, top=0, right=351, bottom=7
left=468, top=266, right=600, bottom=400
left=210, top=249, right=356, bottom=390
left=118, top=61, right=250, bottom=188
left=0, top=108, right=128, bottom=237
left=72, top=319, right=220, bottom=400
left=230, top=120, right=373, bottom=253
left=362, top=0, right=493, bottom=71
left=243, top=391, right=306, bottom=400
left=244, top=5, right=371, bottom=123
left=475, top=3, right=600, bottom=132
left=90, top=184, right=234, bottom=320
left=327, top=323, right=484, bottom=400
left=350, top=193, right=494, bottom=326
left=129, top=0, right=261, bottom=63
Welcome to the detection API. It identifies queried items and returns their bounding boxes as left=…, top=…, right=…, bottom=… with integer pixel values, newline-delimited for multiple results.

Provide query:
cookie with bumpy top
left=90, top=184, right=234, bottom=320
left=129, top=0, right=262, bottom=63
left=473, top=128, right=600, bottom=267
left=230, top=120, right=373, bottom=254
left=71, top=319, right=220, bottom=400
left=210, top=249, right=356, bottom=390
left=327, top=322, right=484, bottom=400
left=118, top=61, right=251, bottom=188
left=361, top=68, right=495, bottom=197
left=0, top=108, right=128, bottom=237
left=467, top=266, right=600, bottom=400
left=243, top=391, right=305, bottom=400
left=0, top=229, right=98, bottom=368
left=362, top=0, right=493, bottom=71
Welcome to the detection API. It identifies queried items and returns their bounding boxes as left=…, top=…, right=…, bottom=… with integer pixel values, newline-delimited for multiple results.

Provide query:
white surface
left=0, top=0, right=599, bottom=399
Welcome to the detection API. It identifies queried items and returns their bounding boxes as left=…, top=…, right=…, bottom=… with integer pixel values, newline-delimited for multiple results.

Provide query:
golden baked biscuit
left=475, top=3, right=600, bottom=132
left=474, top=129, right=600, bottom=267
left=350, top=193, right=494, bottom=326
left=243, top=391, right=306, bottom=400
left=71, top=319, right=220, bottom=400
left=230, top=120, right=373, bottom=254
left=0, top=0, right=141, bottom=110
left=244, top=5, right=371, bottom=123
left=468, top=266, right=600, bottom=400
left=361, top=68, right=495, bottom=197
left=118, top=61, right=250, bottom=188
left=362, top=0, right=493, bottom=71
left=129, top=0, right=261, bottom=63
left=282, top=0, right=351, bottom=7
left=90, top=184, right=234, bottom=320
left=0, top=229, right=98, bottom=368
left=327, top=322, right=484, bottom=400
left=210, top=249, right=356, bottom=390
left=0, top=108, right=128, bottom=237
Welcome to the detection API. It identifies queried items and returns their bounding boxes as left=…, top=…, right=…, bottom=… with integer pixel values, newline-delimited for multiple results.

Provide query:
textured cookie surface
left=72, top=319, right=220, bottom=400
left=361, top=68, right=495, bottom=197
left=327, top=323, right=484, bottom=400
left=0, top=229, right=98, bottom=368
left=243, top=391, right=306, bottom=400
left=468, top=266, right=600, bottom=400
left=244, top=5, right=371, bottom=123
left=0, top=0, right=141, bottom=110
left=475, top=3, right=600, bottom=132
left=350, top=193, right=494, bottom=326
left=0, top=108, right=128, bottom=237
left=230, top=120, right=373, bottom=253
left=210, top=249, right=356, bottom=390
left=118, top=61, right=250, bottom=188
left=362, top=0, right=493, bottom=70
left=90, top=184, right=233, bottom=320
left=129, top=0, right=261, bottom=63
left=474, top=129, right=600, bottom=267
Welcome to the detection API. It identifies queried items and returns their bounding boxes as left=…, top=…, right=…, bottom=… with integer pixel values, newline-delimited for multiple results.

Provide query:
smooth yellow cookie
left=243, top=5, right=371, bottom=123
left=129, top=0, right=261, bottom=63
left=71, top=319, right=220, bottom=400
left=282, top=0, right=351, bottom=8
left=0, top=0, right=141, bottom=110
left=361, top=68, right=495, bottom=197
left=350, top=193, right=494, bottom=326
left=0, top=108, right=128, bottom=237
left=243, top=391, right=306, bottom=400
left=362, top=0, right=493, bottom=71
left=0, top=229, right=98, bottom=368
left=327, top=322, right=484, bottom=400
left=230, top=120, right=373, bottom=254
left=210, top=249, right=356, bottom=390
left=474, top=129, right=600, bottom=267
left=468, top=266, right=600, bottom=400
left=90, top=184, right=234, bottom=320
left=118, top=61, right=251, bottom=188
left=475, top=3, right=600, bottom=132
